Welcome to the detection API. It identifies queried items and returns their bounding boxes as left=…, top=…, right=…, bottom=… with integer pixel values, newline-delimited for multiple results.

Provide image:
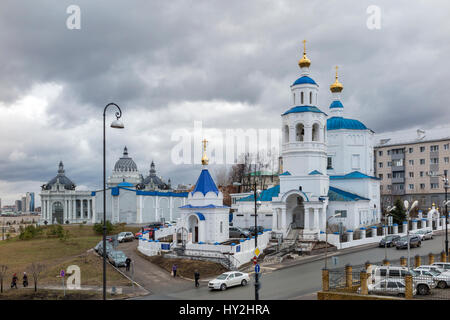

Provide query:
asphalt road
left=134, top=234, right=449, bottom=300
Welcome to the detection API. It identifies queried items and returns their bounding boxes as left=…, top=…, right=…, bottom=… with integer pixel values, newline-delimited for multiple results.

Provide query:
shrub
left=93, top=220, right=114, bottom=235
left=19, top=225, right=43, bottom=240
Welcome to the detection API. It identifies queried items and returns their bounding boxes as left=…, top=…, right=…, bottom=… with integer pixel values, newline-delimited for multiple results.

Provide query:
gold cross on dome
left=302, top=40, right=306, bottom=54
left=202, top=138, right=208, bottom=151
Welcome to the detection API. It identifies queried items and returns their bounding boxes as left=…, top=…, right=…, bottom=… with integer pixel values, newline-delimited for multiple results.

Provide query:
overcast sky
left=1, top=0, right=449, bottom=206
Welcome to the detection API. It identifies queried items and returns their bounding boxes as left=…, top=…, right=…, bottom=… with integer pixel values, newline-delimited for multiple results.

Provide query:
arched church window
left=309, top=92, right=312, bottom=104
left=284, top=125, right=289, bottom=143
left=296, top=123, right=305, bottom=142
left=301, top=92, right=304, bottom=105
left=312, top=123, right=320, bottom=141
left=293, top=93, right=295, bottom=104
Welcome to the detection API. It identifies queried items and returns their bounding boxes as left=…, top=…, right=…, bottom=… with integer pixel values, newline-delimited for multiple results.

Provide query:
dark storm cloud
left=1, top=0, right=450, bottom=204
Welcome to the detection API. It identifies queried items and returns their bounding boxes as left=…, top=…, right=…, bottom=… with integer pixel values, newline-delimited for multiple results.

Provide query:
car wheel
left=396, top=247, right=399, bottom=250
left=417, top=284, right=429, bottom=295
left=241, top=279, right=247, bottom=286
left=220, top=284, right=227, bottom=291
left=417, top=242, right=421, bottom=247
left=397, top=293, right=405, bottom=297
left=438, top=281, right=447, bottom=289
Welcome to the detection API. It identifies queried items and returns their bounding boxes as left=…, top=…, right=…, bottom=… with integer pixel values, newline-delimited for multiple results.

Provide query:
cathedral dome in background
left=114, top=146, right=138, bottom=172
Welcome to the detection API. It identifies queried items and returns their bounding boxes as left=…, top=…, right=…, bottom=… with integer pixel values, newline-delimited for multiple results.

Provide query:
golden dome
left=201, top=138, right=209, bottom=165
left=298, top=40, right=311, bottom=69
left=330, top=66, right=344, bottom=93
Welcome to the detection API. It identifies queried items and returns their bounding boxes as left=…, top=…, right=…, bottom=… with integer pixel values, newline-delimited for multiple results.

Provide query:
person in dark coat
left=11, top=273, right=18, bottom=289
left=172, top=264, right=177, bottom=278
left=125, top=258, right=131, bottom=272
left=194, top=270, right=200, bottom=288
left=22, top=272, right=28, bottom=288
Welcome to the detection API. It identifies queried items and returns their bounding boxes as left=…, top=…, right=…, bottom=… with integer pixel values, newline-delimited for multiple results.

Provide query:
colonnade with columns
left=40, top=195, right=94, bottom=224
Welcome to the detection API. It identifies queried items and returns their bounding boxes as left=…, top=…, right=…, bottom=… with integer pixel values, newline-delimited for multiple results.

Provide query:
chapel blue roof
left=292, top=76, right=317, bottom=86
left=309, top=170, right=323, bottom=175
left=117, top=182, right=134, bottom=187
left=279, top=171, right=291, bottom=176
left=329, top=100, right=344, bottom=109
left=238, top=185, right=280, bottom=202
left=179, top=204, right=229, bottom=209
left=282, top=105, right=327, bottom=116
left=328, top=186, right=370, bottom=201
left=327, top=116, right=368, bottom=131
left=329, top=171, right=380, bottom=180
left=191, top=168, right=220, bottom=196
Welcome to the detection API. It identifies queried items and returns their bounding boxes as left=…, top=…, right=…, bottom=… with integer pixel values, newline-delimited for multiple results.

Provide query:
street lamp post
left=325, top=213, right=341, bottom=269
left=102, top=103, right=124, bottom=300
left=427, top=171, right=449, bottom=255
left=383, top=206, right=396, bottom=262
left=404, top=200, right=419, bottom=271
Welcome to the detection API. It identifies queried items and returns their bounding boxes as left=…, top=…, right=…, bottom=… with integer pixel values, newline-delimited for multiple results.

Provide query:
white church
left=231, top=42, right=381, bottom=238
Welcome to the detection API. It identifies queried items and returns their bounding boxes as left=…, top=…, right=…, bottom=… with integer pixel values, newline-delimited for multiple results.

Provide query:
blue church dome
left=327, top=117, right=368, bottom=131
left=292, top=76, right=317, bottom=86
left=191, top=169, right=219, bottom=196
left=329, top=100, right=344, bottom=109
left=282, top=105, right=326, bottom=116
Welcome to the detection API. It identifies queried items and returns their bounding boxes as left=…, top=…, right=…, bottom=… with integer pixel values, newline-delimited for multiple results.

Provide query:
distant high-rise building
left=26, top=192, right=35, bottom=212
left=21, top=196, right=26, bottom=213
left=15, top=200, right=22, bottom=212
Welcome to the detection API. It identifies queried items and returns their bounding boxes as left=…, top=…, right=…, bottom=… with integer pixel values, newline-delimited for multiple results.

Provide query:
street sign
left=254, top=247, right=261, bottom=257
left=60, top=270, right=65, bottom=277
left=255, top=264, right=260, bottom=274
left=252, top=256, right=257, bottom=265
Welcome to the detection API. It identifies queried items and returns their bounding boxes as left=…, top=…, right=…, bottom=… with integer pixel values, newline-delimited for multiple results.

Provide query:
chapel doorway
left=52, top=201, right=64, bottom=224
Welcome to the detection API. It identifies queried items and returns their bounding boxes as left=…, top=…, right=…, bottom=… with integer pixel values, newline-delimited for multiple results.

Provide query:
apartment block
left=374, top=127, right=450, bottom=213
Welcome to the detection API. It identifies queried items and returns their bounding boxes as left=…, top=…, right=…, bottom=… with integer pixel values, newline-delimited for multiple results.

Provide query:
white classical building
left=40, top=161, right=93, bottom=224
left=232, top=43, right=381, bottom=236
left=92, top=147, right=188, bottom=224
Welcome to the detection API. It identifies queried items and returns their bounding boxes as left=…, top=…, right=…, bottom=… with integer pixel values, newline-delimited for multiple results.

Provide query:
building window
left=352, top=154, right=361, bottom=169
left=379, top=174, right=383, bottom=179
left=387, top=161, right=392, bottom=167
left=408, top=160, right=414, bottom=165
left=420, top=159, right=425, bottom=165
left=220, top=221, right=223, bottom=233
left=312, top=123, right=320, bottom=141
left=327, top=157, right=333, bottom=169
left=444, top=157, right=449, bottom=163
left=431, top=183, right=439, bottom=189
left=387, top=173, right=392, bottom=178
left=430, top=145, right=439, bottom=152
left=394, top=159, right=403, bottom=166
left=387, top=150, right=391, bottom=155
left=379, top=162, right=383, bottom=168
left=420, top=147, right=425, bottom=152
left=335, top=210, right=347, bottom=218
left=409, top=147, right=413, bottom=153
left=431, top=158, right=439, bottom=164
left=409, top=172, right=414, bottom=178
left=380, top=185, right=383, bottom=191
left=387, top=185, right=392, bottom=190
left=296, top=123, right=305, bottom=141
left=309, top=91, right=312, bottom=104
left=379, top=151, right=383, bottom=156
left=420, top=184, right=425, bottom=189
left=301, top=92, right=304, bottom=104
left=420, top=171, right=424, bottom=177
left=444, top=144, right=449, bottom=150
left=409, top=184, right=414, bottom=190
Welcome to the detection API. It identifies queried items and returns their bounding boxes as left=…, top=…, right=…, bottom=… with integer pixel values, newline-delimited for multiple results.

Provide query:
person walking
left=11, top=273, right=18, bottom=289
left=194, top=270, right=200, bottom=288
left=172, top=264, right=177, bottom=278
left=22, top=272, right=28, bottom=288
left=125, top=258, right=131, bottom=272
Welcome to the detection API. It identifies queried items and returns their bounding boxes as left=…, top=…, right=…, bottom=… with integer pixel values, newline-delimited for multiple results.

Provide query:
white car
left=432, top=262, right=450, bottom=272
left=367, top=279, right=416, bottom=297
left=433, top=271, right=450, bottom=289
left=117, top=232, right=134, bottom=242
left=412, top=229, right=433, bottom=241
left=208, top=271, right=250, bottom=291
left=415, top=265, right=444, bottom=274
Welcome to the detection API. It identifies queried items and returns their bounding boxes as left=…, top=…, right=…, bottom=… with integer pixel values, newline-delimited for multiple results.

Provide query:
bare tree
left=0, top=265, right=7, bottom=293
left=213, top=166, right=230, bottom=186
left=28, top=263, right=46, bottom=292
